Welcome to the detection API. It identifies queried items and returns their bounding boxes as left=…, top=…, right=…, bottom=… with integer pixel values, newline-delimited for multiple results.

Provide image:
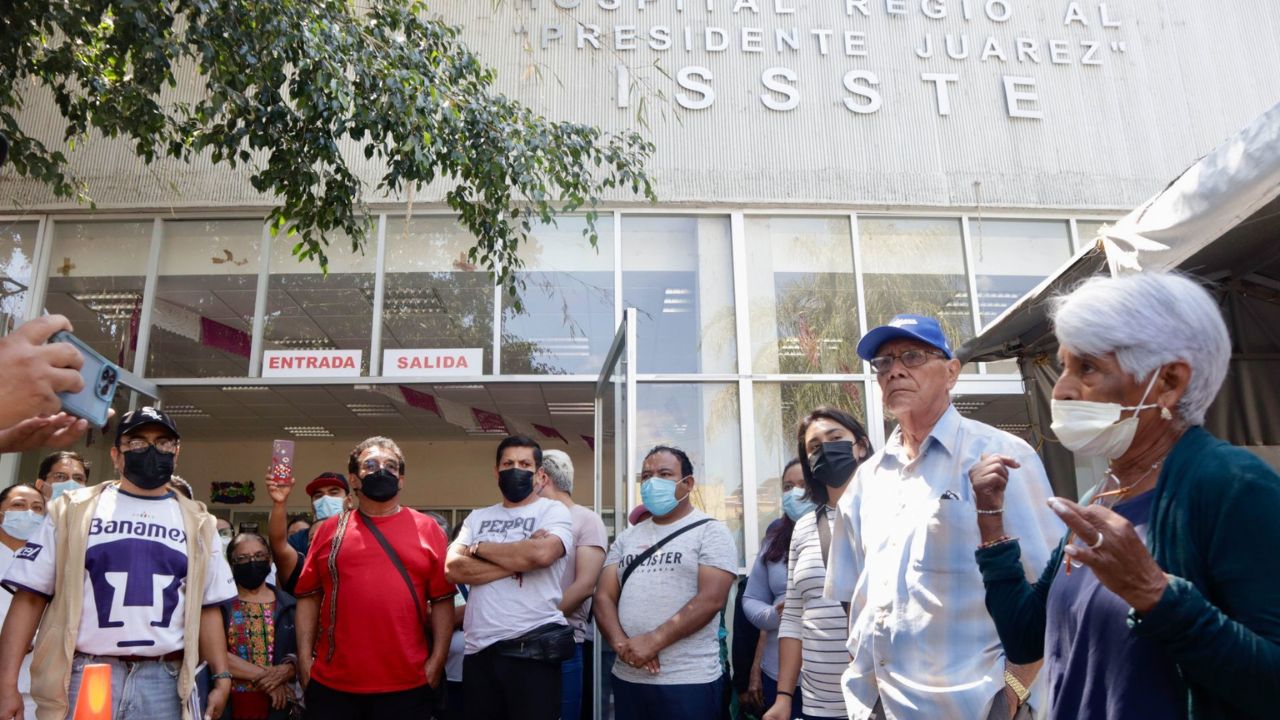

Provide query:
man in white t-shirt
left=446, top=435, right=573, bottom=720
left=593, top=445, right=738, bottom=720
left=0, top=407, right=236, bottom=720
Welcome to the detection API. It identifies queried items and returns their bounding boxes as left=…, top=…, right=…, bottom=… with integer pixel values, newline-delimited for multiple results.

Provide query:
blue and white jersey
left=3, top=485, right=236, bottom=657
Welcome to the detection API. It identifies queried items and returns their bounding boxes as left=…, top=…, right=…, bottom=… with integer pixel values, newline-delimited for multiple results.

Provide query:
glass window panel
left=635, top=383, right=744, bottom=566
left=859, top=216, right=972, bottom=369
left=502, top=217, right=614, bottom=374
left=42, top=221, right=153, bottom=366
left=970, top=219, right=1072, bottom=329
left=745, top=217, right=860, bottom=374
left=381, top=217, right=493, bottom=374
left=751, top=381, right=867, bottom=553
left=264, top=229, right=376, bottom=373
left=622, top=216, right=736, bottom=374
left=146, top=220, right=262, bottom=378
left=0, top=220, right=39, bottom=336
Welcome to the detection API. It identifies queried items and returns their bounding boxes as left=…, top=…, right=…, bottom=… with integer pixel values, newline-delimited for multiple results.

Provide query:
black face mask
left=122, top=446, right=176, bottom=491
left=359, top=468, right=400, bottom=502
left=231, top=560, right=271, bottom=590
left=498, top=468, right=535, bottom=503
left=808, top=440, right=859, bottom=489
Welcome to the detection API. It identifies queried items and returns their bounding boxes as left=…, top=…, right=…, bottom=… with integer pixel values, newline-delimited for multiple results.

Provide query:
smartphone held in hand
left=271, top=439, right=295, bottom=483
left=48, top=331, right=119, bottom=427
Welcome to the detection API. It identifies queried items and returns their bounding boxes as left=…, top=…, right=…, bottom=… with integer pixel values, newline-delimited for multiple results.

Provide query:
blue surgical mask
left=313, top=495, right=344, bottom=520
left=641, top=476, right=689, bottom=517
left=781, top=487, right=816, bottom=522
left=1, top=510, right=44, bottom=541
left=50, top=480, right=83, bottom=501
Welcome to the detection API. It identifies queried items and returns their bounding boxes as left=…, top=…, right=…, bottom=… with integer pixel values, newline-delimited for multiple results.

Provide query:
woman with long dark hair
left=764, top=407, right=871, bottom=720
left=742, top=459, right=810, bottom=715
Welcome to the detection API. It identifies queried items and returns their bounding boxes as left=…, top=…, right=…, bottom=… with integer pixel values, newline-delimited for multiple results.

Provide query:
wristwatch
left=1003, top=670, right=1030, bottom=705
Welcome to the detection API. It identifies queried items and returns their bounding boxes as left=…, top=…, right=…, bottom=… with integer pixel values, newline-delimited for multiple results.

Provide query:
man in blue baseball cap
left=822, top=315, right=1065, bottom=720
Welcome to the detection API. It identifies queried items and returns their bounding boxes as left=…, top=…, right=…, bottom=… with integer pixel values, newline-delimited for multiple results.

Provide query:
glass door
left=592, top=308, right=636, bottom=720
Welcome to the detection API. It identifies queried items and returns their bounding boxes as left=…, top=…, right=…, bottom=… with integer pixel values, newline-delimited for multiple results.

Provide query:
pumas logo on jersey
left=15, top=544, right=42, bottom=561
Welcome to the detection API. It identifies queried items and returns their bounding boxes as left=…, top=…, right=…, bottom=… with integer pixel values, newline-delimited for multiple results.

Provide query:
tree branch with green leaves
left=0, top=0, right=656, bottom=299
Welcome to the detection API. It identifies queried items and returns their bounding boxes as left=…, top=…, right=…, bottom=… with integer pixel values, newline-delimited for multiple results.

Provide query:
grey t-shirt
left=604, top=509, right=738, bottom=685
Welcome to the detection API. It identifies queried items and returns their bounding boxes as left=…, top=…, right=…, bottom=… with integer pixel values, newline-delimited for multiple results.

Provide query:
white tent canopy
left=959, top=100, right=1280, bottom=495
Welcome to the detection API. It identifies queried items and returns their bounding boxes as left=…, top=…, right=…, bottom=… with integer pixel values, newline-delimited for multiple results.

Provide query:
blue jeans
left=560, top=643, right=584, bottom=720
left=613, top=676, right=724, bottom=720
left=68, top=653, right=182, bottom=720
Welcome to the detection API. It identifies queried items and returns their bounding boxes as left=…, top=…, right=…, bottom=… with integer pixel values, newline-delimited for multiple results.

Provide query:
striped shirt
left=824, top=405, right=1064, bottom=720
left=778, top=507, right=849, bottom=718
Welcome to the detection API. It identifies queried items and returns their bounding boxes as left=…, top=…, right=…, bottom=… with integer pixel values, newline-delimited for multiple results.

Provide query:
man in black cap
left=0, top=407, right=237, bottom=720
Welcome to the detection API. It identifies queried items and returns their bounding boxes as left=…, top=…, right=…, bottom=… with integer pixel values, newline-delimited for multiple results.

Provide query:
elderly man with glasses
left=293, top=436, right=455, bottom=719
left=823, top=315, right=1064, bottom=720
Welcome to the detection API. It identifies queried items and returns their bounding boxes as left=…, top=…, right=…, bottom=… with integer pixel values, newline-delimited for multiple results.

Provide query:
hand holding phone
left=0, top=315, right=86, bottom=428
left=47, top=330, right=119, bottom=428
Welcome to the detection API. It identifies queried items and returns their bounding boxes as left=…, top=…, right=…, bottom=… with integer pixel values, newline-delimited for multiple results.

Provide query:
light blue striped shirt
left=824, top=405, right=1064, bottom=720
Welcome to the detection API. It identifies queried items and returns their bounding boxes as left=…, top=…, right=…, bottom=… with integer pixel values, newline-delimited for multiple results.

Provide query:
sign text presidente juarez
left=512, top=0, right=1127, bottom=119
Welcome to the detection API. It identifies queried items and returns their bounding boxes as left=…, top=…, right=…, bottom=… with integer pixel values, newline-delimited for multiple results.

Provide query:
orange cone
left=72, top=663, right=111, bottom=720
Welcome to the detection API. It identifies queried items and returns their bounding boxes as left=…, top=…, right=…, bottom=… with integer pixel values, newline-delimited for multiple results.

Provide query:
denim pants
left=613, top=676, right=724, bottom=720
left=561, top=643, right=584, bottom=720
left=68, top=653, right=182, bottom=720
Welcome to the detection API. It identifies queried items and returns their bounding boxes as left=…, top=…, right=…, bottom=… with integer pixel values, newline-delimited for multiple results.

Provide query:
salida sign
left=383, top=348, right=484, bottom=377
left=262, top=349, right=363, bottom=378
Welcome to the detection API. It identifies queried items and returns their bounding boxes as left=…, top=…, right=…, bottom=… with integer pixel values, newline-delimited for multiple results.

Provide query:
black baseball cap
left=115, top=406, right=181, bottom=443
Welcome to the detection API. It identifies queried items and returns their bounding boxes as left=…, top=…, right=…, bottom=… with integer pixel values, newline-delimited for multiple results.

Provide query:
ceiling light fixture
left=283, top=425, right=334, bottom=438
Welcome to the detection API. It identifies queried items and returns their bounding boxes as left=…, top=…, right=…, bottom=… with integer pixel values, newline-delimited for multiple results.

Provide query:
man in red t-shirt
left=294, top=436, right=455, bottom=718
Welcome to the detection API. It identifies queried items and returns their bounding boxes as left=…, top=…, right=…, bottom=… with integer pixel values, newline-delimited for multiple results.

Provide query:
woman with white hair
left=968, top=272, right=1280, bottom=720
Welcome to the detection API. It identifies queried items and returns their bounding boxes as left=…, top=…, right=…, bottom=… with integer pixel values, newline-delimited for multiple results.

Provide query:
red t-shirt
left=295, top=508, right=455, bottom=693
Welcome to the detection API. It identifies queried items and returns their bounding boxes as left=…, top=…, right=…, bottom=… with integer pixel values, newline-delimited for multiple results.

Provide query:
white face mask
left=50, top=480, right=84, bottom=501
left=313, top=495, right=344, bottom=521
left=1, top=510, right=45, bottom=541
left=1051, top=369, right=1163, bottom=459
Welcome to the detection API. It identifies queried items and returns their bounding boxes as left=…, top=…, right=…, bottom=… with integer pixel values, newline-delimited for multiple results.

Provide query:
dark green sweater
left=976, top=426, right=1280, bottom=719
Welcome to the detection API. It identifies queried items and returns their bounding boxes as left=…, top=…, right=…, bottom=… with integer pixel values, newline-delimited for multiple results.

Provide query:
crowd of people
left=0, top=271, right=1275, bottom=720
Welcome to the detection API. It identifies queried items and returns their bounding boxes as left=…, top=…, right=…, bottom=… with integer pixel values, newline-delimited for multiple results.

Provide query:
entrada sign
left=382, top=348, right=484, bottom=377
left=262, top=349, right=363, bottom=378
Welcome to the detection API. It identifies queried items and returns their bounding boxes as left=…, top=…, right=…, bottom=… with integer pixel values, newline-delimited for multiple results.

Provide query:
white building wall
left=3, top=1, right=1280, bottom=212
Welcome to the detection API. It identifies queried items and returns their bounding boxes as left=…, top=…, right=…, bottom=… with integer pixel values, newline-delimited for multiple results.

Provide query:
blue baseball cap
left=856, top=314, right=954, bottom=360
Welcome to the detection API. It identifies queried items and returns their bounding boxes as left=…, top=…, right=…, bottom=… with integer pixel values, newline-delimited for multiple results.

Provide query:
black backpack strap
left=619, top=518, right=714, bottom=592
left=359, top=512, right=428, bottom=634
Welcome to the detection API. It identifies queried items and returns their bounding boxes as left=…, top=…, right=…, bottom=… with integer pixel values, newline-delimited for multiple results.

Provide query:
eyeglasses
left=121, top=437, right=179, bottom=453
left=869, top=349, right=946, bottom=374
left=49, top=472, right=87, bottom=484
left=359, top=458, right=401, bottom=475
left=231, top=552, right=270, bottom=565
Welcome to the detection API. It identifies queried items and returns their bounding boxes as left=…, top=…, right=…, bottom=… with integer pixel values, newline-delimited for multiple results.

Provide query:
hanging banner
left=262, top=349, right=363, bottom=377
left=382, top=348, right=483, bottom=377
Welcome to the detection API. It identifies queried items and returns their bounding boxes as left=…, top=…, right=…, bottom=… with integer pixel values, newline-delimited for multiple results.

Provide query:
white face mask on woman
left=1050, top=368, right=1163, bottom=459
left=1, top=510, right=44, bottom=541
